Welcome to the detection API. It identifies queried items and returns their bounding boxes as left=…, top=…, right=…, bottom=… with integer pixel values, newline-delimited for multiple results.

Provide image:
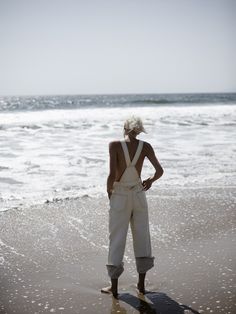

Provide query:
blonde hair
left=123, top=116, right=146, bottom=135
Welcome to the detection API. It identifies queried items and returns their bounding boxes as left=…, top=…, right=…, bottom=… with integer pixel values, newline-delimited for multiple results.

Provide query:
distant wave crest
left=0, top=93, right=235, bottom=112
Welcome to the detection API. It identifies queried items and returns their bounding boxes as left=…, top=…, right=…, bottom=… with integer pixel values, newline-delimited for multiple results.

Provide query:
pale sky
left=0, top=0, right=235, bottom=95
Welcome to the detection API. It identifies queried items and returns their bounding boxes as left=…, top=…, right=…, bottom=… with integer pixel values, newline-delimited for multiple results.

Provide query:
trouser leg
left=106, top=192, right=131, bottom=279
left=131, top=191, right=154, bottom=273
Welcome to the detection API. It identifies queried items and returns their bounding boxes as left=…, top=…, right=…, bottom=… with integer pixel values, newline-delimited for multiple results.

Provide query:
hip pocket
left=135, top=190, right=148, bottom=210
left=110, top=193, right=128, bottom=211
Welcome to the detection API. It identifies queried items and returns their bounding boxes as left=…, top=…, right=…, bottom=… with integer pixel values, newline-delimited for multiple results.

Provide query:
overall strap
left=131, top=140, right=143, bottom=166
left=121, top=140, right=143, bottom=167
left=121, top=141, right=131, bottom=166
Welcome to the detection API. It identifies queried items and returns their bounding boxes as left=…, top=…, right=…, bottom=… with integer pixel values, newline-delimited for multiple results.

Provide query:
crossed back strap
left=121, top=140, right=143, bottom=167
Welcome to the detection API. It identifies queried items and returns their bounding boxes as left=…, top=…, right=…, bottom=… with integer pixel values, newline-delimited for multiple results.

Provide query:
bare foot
left=101, top=286, right=118, bottom=298
left=101, top=286, right=112, bottom=294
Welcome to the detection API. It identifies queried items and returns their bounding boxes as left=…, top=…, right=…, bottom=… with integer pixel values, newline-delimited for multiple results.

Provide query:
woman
left=102, top=116, right=164, bottom=298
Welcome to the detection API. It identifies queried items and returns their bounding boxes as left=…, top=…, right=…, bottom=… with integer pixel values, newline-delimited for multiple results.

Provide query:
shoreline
left=1, top=184, right=235, bottom=214
left=0, top=187, right=235, bottom=313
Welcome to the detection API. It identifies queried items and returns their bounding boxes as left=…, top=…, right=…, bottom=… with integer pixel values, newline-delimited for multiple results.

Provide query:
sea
left=0, top=93, right=236, bottom=212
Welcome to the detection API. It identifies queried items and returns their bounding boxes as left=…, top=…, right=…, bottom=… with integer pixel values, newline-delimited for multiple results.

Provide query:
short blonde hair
left=124, top=116, right=146, bottom=135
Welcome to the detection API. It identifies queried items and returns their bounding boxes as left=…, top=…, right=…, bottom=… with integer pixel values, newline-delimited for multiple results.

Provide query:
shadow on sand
left=111, top=291, right=200, bottom=314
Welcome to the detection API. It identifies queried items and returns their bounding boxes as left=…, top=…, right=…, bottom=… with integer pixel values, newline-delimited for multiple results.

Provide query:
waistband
left=113, top=180, right=143, bottom=192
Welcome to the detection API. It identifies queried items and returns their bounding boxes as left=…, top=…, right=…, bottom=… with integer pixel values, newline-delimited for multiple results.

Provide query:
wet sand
left=0, top=187, right=235, bottom=313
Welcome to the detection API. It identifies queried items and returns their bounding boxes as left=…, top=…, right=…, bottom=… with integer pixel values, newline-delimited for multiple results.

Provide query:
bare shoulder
left=142, top=141, right=155, bottom=155
left=109, top=140, right=121, bottom=151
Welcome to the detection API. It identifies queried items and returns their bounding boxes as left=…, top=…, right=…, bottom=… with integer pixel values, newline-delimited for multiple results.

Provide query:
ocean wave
left=130, top=99, right=175, bottom=105
left=0, top=166, right=10, bottom=171
left=0, top=121, right=95, bottom=131
left=0, top=103, right=235, bottom=212
left=0, top=177, right=23, bottom=185
left=128, top=94, right=236, bottom=106
left=0, top=93, right=235, bottom=112
left=44, top=194, right=90, bottom=204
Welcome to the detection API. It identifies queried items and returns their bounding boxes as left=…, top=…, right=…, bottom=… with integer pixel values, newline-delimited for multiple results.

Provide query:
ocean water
left=0, top=93, right=236, bottom=212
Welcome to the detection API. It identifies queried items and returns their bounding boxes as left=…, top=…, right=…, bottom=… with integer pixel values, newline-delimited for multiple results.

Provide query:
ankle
left=111, top=278, right=118, bottom=295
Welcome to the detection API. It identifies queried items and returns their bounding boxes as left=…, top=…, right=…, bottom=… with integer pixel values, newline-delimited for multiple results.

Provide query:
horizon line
left=1, top=91, right=236, bottom=98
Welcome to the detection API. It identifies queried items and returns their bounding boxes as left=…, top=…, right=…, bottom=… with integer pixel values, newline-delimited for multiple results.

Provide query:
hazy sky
left=0, top=0, right=235, bottom=95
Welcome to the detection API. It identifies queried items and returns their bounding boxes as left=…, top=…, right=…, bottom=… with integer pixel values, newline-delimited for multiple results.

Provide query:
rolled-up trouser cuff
left=136, top=257, right=154, bottom=273
left=106, top=263, right=124, bottom=279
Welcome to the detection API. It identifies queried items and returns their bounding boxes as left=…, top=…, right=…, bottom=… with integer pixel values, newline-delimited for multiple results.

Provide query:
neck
left=125, top=134, right=138, bottom=142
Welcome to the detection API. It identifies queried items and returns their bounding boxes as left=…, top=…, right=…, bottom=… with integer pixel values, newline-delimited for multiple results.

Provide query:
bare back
left=107, top=125, right=163, bottom=196
left=109, top=139, right=158, bottom=182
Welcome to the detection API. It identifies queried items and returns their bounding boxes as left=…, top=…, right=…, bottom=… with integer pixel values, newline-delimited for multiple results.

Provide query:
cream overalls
left=106, top=140, right=154, bottom=279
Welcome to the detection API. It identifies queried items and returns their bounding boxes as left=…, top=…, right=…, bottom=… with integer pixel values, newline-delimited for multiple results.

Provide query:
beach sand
left=0, top=187, right=235, bottom=314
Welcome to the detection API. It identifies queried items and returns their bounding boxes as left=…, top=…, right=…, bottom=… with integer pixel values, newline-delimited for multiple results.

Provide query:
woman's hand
left=142, top=178, right=153, bottom=191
